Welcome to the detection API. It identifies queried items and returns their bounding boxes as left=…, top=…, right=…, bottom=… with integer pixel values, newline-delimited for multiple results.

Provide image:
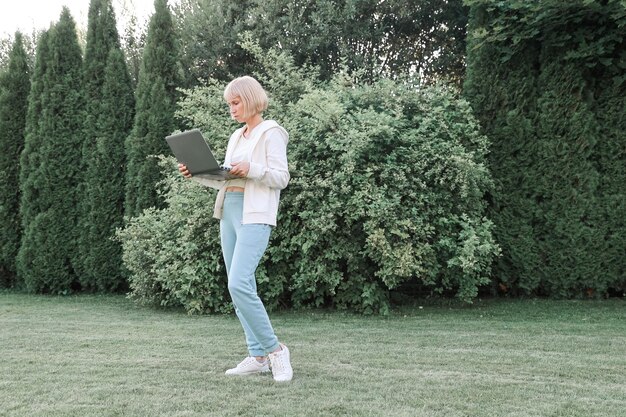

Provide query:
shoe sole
left=225, top=369, right=270, bottom=376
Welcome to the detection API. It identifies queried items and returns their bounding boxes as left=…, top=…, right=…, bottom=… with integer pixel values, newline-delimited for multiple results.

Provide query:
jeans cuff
left=249, top=349, right=267, bottom=357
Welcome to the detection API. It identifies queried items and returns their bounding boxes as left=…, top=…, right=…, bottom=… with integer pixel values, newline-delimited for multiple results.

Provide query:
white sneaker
left=268, top=344, right=293, bottom=382
left=225, top=357, right=270, bottom=376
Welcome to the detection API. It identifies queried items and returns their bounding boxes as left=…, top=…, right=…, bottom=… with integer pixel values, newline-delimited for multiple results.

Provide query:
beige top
left=192, top=120, right=290, bottom=226
left=224, top=130, right=255, bottom=189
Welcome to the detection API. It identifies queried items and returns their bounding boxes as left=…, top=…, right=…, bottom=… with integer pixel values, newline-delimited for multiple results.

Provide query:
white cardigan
left=192, top=120, right=290, bottom=226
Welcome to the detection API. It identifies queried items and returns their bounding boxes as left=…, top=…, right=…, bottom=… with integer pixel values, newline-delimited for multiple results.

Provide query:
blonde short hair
left=224, top=76, right=269, bottom=119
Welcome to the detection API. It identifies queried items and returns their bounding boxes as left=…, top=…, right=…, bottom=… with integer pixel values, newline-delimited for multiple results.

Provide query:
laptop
left=165, top=129, right=239, bottom=181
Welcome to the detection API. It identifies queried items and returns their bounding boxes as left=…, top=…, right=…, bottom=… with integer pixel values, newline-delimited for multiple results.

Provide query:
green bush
left=116, top=157, right=230, bottom=314
left=273, top=79, right=499, bottom=313
left=118, top=44, right=499, bottom=314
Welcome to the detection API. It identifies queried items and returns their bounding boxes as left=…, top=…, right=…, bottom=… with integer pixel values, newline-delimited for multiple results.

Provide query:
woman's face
left=228, top=96, right=247, bottom=123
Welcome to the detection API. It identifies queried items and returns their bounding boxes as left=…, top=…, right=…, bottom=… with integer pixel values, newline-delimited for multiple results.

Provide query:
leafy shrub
left=116, top=157, right=231, bottom=314
left=118, top=42, right=499, bottom=314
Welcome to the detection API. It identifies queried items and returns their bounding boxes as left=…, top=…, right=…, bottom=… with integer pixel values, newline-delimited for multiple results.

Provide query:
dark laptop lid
left=165, top=129, right=222, bottom=175
left=165, top=129, right=238, bottom=181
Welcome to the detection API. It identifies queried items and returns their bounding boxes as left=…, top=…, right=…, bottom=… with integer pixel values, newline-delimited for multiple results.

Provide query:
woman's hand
left=178, top=163, right=192, bottom=179
left=230, top=161, right=250, bottom=177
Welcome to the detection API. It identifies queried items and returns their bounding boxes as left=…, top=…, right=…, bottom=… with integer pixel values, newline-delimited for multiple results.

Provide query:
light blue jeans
left=220, top=192, right=280, bottom=357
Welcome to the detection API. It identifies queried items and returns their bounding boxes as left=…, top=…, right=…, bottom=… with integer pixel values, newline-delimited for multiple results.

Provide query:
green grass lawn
left=1, top=293, right=624, bottom=417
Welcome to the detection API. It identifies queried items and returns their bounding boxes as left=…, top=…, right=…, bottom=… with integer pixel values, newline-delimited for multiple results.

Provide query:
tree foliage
left=0, top=31, right=38, bottom=72
left=118, top=42, right=499, bottom=314
left=117, top=0, right=147, bottom=88
left=17, top=30, right=50, bottom=245
left=0, top=33, right=30, bottom=287
left=124, top=0, right=182, bottom=218
left=464, top=0, right=626, bottom=297
left=174, top=0, right=469, bottom=86
left=172, top=0, right=254, bottom=85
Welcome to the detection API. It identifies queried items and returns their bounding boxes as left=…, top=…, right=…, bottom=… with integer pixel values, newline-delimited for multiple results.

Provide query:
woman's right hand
left=178, top=163, right=192, bottom=179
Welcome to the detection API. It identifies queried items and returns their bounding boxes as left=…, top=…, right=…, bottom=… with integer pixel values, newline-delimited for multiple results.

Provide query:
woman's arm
left=247, top=129, right=290, bottom=190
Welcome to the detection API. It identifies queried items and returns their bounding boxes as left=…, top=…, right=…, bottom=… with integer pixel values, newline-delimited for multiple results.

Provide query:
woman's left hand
left=230, top=161, right=250, bottom=177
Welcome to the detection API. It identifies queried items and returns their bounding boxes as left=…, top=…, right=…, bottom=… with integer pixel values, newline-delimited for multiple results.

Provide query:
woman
left=178, top=76, right=293, bottom=382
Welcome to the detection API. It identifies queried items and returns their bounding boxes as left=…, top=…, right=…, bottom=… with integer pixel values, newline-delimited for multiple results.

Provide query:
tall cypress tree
left=464, top=1, right=625, bottom=297
left=0, top=33, right=30, bottom=287
left=83, top=48, right=135, bottom=291
left=463, top=6, right=543, bottom=294
left=596, top=81, right=626, bottom=297
left=17, top=9, right=84, bottom=293
left=534, top=57, right=604, bottom=296
left=125, top=0, right=181, bottom=218
left=16, top=29, right=50, bottom=289
left=79, top=0, right=133, bottom=290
